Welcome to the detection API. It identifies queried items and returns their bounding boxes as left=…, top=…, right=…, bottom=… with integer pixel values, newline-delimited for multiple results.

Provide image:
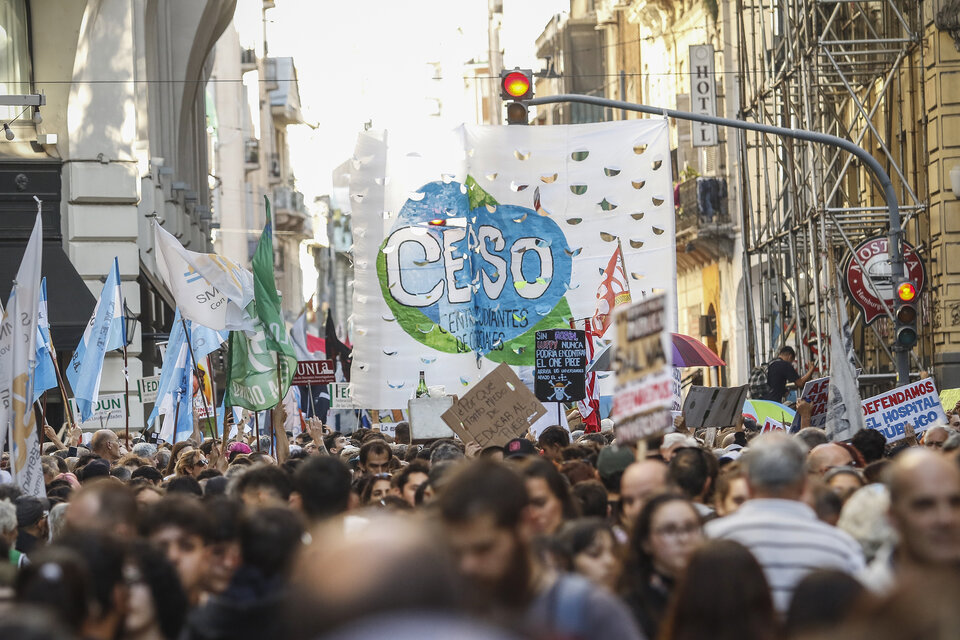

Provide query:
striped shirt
left=705, top=499, right=865, bottom=612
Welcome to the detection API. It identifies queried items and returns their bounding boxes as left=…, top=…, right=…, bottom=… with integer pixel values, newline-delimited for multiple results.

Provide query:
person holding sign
left=763, top=346, right=816, bottom=403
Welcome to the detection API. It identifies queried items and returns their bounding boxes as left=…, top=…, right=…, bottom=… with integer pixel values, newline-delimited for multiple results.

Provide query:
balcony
left=675, top=177, right=737, bottom=271
left=273, top=186, right=308, bottom=236
left=240, top=48, right=257, bottom=73
left=244, top=138, right=260, bottom=172
left=266, top=57, right=304, bottom=126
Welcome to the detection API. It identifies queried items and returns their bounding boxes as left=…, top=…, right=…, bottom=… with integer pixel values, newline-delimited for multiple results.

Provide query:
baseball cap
left=504, top=438, right=538, bottom=459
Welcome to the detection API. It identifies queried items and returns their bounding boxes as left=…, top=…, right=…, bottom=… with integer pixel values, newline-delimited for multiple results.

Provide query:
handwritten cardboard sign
left=862, top=378, right=947, bottom=442
left=535, top=329, right=587, bottom=402
left=611, top=295, right=673, bottom=444
left=682, top=385, right=750, bottom=429
left=441, top=363, right=546, bottom=448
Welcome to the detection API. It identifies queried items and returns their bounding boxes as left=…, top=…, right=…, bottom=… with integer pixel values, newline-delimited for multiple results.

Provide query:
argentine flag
left=32, top=278, right=59, bottom=402
left=149, top=308, right=225, bottom=441
left=67, top=258, right=126, bottom=421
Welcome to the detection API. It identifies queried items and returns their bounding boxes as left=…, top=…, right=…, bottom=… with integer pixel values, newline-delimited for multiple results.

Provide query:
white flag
left=0, top=212, right=46, bottom=496
left=826, top=274, right=865, bottom=442
left=154, top=222, right=255, bottom=331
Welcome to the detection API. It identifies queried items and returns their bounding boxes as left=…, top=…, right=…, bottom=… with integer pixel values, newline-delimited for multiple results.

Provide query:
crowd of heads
left=1, top=402, right=959, bottom=639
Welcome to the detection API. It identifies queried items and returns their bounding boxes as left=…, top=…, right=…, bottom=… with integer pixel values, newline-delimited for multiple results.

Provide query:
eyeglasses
left=652, top=523, right=701, bottom=539
left=372, top=473, right=392, bottom=479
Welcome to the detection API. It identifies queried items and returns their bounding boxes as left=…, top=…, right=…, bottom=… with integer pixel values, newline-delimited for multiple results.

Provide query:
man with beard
left=438, top=460, right=643, bottom=639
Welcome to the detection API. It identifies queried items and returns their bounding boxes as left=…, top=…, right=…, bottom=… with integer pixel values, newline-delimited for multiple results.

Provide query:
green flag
left=225, top=197, right=297, bottom=410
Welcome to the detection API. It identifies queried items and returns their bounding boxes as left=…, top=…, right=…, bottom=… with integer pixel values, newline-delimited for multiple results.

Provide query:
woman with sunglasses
left=174, top=450, right=209, bottom=479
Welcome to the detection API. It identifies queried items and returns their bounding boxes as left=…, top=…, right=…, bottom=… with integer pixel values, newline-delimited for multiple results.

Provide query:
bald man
left=90, top=429, right=121, bottom=464
left=618, top=460, right=668, bottom=532
left=862, top=448, right=960, bottom=592
left=922, top=425, right=952, bottom=450
left=807, top=443, right=855, bottom=476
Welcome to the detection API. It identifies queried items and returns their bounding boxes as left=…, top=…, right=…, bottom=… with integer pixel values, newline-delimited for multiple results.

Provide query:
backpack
left=748, top=362, right=771, bottom=399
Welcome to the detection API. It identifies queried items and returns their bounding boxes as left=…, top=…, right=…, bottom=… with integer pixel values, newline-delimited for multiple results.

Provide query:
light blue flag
left=32, top=278, right=59, bottom=402
left=148, top=309, right=189, bottom=430
left=148, top=309, right=225, bottom=435
left=66, top=258, right=126, bottom=421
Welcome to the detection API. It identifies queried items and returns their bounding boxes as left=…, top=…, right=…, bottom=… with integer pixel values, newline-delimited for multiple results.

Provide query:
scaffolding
left=736, top=0, right=926, bottom=393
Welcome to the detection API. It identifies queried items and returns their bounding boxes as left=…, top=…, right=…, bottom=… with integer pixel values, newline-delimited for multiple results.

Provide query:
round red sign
left=843, top=237, right=925, bottom=325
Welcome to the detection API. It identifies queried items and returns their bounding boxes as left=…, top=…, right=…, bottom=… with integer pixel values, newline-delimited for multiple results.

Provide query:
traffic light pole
left=524, top=93, right=911, bottom=385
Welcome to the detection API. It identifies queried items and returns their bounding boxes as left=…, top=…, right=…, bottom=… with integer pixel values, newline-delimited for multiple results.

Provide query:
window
left=0, top=0, right=32, bottom=120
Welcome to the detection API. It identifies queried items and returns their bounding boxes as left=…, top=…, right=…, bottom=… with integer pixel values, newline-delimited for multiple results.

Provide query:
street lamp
left=123, top=301, right=139, bottom=346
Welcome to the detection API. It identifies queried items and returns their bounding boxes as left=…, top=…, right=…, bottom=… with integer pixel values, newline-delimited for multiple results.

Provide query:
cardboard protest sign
left=408, top=396, right=457, bottom=440
left=441, top=363, right=547, bottom=448
left=331, top=383, right=354, bottom=409
left=862, top=378, right=948, bottom=442
left=611, top=295, right=673, bottom=444
left=534, top=329, right=586, bottom=402
left=137, top=376, right=161, bottom=404
left=800, top=376, right=830, bottom=428
left=69, top=393, right=126, bottom=431
left=291, top=360, right=336, bottom=385
left=940, top=388, right=960, bottom=414
left=682, top=385, right=750, bottom=429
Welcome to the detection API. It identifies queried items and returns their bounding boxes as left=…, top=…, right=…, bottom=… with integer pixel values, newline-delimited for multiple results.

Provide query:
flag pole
left=122, top=336, right=131, bottom=449
left=206, top=355, right=220, bottom=439
left=179, top=317, right=217, bottom=441
left=254, top=411, right=260, bottom=450
left=49, top=349, right=75, bottom=427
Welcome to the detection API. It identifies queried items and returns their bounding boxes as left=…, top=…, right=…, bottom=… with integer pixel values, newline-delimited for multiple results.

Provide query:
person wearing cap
left=504, top=437, right=538, bottom=459
left=15, top=495, right=49, bottom=556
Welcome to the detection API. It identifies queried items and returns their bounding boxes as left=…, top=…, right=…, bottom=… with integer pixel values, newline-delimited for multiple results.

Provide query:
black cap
left=504, top=438, right=538, bottom=459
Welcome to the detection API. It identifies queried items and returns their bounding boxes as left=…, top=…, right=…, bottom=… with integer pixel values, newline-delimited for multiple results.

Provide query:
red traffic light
left=896, top=281, right=917, bottom=303
left=500, top=68, right=533, bottom=101
left=502, top=71, right=531, bottom=98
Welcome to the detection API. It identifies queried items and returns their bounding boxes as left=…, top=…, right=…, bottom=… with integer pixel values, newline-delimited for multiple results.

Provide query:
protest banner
left=800, top=376, right=830, bottom=428
left=683, top=385, right=750, bottom=430
left=137, top=376, right=161, bottom=404
left=611, top=294, right=673, bottom=444
left=862, top=378, right=948, bottom=442
left=291, top=360, right=336, bottom=386
left=534, top=329, right=586, bottom=403
left=441, top=363, right=547, bottom=448
left=349, top=120, right=677, bottom=410
left=331, top=383, right=354, bottom=409
left=69, top=393, right=126, bottom=431
left=408, top=396, right=457, bottom=440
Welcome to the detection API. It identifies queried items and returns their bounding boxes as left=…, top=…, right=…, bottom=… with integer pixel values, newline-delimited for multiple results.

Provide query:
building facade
left=0, top=0, right=241, bottom=432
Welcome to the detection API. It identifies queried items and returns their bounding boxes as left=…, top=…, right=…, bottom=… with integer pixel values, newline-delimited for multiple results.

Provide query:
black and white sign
left=534, top=329, right=587, bottom=402
left=689, top=44, right=718, bottom=147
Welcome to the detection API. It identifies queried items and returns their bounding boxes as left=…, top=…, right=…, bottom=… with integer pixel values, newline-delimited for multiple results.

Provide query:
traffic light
left=500, top=68, right=533, bottom=125
left=894, top=280, right=918, bottom=348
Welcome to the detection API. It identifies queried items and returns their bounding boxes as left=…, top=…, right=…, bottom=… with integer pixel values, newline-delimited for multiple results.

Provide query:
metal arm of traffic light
left=524, top=93, right=910, bottom=385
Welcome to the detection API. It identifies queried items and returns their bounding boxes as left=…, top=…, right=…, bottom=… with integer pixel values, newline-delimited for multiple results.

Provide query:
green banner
left=225, top=197, right=296, bottom=410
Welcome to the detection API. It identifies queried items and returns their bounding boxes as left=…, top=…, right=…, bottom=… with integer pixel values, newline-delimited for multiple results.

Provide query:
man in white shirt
left=705, top=433, right=864, bottom=612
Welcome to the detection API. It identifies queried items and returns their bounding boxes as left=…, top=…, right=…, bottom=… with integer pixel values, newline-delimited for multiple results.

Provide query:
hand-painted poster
left=350, top=121, right=677, bottom=409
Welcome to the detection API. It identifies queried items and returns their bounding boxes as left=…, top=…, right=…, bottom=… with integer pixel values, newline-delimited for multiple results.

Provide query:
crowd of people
left=1, top=397, right=960, bottom=640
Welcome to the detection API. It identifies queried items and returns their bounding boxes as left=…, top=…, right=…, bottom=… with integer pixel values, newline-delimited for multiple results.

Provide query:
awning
left=0, top=240, right=96, bottom=350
